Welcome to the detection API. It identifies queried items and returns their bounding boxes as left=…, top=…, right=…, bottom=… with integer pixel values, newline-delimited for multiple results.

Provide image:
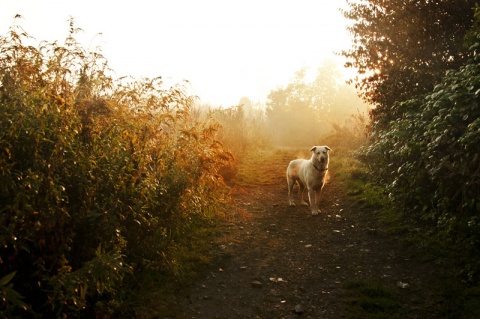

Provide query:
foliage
left=342, top=0, right=477, bottom=126
left=339, top=148, right=480, bottom=319
left=266, top=61, right=367, bottom=146
left=0, top=21, right=233, bottom=317
left=205, top=101, right=271, bottom=183
left=212, top=103, right=271, bottom=157
left=322, top=111, right=370, bottom=155
left=0, top=272, right=31, bottom=316
left=361, top=25, right=480, bottom=282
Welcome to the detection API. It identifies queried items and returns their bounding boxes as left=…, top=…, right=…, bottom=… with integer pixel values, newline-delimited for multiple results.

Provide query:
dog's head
left=310, top=146, right=331, bottom=165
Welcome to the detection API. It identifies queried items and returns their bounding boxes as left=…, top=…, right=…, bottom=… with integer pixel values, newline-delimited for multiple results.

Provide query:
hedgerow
left=362, top=33, right=480, bottom=283
left=0, top=21, right=233, bottom=317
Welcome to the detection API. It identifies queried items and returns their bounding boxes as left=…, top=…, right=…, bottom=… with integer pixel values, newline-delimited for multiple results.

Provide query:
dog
left=286, top=146, right=331, bottom=215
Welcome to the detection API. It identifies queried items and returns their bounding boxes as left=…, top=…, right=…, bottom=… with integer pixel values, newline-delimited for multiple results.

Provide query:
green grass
left=343, top=281, right=405, bottom=319
left=333, top=154, right=410, bottom=235
left=333, top=157, right=379, bottom=206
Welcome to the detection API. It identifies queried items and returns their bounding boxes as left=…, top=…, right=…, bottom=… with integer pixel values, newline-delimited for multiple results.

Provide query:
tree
left=238, top=96, right=253, bottom=117
left=359, top=4, right=480, bottom=284
left=342, top=0, right=477, bottom=127
left=265, top=61, right=367, bottom=146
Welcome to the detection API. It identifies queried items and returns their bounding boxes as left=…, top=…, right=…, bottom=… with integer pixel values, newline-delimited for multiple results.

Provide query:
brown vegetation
left=0, top=21, right=233, bottom=317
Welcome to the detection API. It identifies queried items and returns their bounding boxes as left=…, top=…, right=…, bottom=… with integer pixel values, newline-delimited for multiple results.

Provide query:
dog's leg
left=299, top=183, right=308, bottom=206
left=308, top=188, right=319, bottom=215
left=287, top=177, right=296, bottom=206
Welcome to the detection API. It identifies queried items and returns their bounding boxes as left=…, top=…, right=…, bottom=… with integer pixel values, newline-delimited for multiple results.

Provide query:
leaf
left=0, top=271, right=17, bottom=286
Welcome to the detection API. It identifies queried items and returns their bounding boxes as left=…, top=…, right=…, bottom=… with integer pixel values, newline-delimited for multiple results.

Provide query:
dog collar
left=313, top=163, right=328, bottom=172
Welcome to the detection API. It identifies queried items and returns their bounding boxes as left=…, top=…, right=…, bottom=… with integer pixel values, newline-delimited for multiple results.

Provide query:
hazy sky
left=0, top=0, right=352, bottom=107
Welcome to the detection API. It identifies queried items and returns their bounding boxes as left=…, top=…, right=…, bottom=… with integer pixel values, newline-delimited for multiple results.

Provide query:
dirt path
left=175, top=148, right=442, bottom=319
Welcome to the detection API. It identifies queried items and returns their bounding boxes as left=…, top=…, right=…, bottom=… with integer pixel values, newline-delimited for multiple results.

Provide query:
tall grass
left=0, top=21, right=233, bottom=317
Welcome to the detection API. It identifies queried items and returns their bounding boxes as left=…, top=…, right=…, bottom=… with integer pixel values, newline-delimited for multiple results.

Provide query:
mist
left=206, top=60, right=370, bottom=161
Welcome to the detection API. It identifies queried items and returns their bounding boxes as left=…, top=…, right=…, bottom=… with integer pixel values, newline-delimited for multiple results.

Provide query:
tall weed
left=0, top=21, right=232, bottom=317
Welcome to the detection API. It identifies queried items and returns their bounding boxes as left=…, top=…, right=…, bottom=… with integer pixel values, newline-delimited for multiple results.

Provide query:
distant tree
left=265, top=61, right=365, bottom=146
left=342, top=0, right=477, bottom=126
left=238, top=96, right=253, bottom=117
left=266, top=68, right=320, bottom=145
left=310, top=60, right=343, bottom=111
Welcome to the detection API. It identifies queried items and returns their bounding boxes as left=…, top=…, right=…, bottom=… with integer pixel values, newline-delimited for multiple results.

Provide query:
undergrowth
left=0, top=21, right=233, bottom=318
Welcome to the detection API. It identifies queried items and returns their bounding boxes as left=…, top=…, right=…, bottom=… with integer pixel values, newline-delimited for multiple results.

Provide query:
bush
left=0, top=22, right=233, bottom=317
left=362, top=34, right=480, bottom=283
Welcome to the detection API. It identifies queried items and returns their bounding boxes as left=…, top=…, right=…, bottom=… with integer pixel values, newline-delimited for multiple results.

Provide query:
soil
left=174, top=148, right=446, bottom=319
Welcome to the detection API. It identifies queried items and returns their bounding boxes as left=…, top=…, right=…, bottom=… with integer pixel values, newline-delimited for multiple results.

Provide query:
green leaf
left=0, top=271, right=16, bottom=286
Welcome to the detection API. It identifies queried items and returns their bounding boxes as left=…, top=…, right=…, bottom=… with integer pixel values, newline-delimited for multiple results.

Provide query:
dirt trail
left=175, top=148, right=440, bottom=319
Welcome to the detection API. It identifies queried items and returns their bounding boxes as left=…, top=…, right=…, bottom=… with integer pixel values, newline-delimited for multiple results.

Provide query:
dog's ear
left=325, top=146, right=332, bottom=151
left=310, top=146, right=317, bottom=152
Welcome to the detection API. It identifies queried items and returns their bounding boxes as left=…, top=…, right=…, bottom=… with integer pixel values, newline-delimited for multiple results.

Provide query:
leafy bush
left=362, top=33, right=480, bottom=282
left=0, top=21, right=233, bottom=317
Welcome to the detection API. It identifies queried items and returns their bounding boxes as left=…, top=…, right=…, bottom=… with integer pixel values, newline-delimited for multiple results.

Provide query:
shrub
left=0, top=21, right=233, bottom=317
left=362, top=33, right=480, bottom=282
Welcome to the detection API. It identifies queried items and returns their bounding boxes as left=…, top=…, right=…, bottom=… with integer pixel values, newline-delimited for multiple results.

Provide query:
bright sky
left=0, top=0, right=352, bottom=107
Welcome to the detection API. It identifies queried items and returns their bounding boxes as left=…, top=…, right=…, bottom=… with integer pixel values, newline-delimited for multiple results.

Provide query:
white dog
left=286, top=146, right=331, bottom=215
